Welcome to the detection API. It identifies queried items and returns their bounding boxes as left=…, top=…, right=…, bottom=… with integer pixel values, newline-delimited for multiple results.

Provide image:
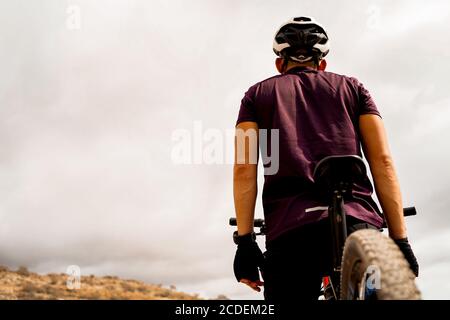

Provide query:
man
left=232, top=16, right=419, bottom=301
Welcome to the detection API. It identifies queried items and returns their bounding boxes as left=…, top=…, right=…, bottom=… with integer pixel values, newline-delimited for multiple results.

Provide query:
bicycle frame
left=324, top=181, right=350, bottom=300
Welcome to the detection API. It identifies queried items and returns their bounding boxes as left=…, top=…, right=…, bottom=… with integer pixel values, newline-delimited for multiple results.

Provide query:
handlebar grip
left=381, top=206, right=417, bottom=228
left=403, top=207, right=417, bottom=217
left=380, top=207, right=416, bottom=218
left=229, top=218, right=265, bottom=228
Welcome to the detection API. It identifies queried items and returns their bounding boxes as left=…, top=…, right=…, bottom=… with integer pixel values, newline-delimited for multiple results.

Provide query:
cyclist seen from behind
left=232, top=16, right=419, bottom=301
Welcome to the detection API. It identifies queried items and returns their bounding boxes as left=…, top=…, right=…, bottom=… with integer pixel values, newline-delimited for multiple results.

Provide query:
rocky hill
left=0, top=265, right=226, bottom=300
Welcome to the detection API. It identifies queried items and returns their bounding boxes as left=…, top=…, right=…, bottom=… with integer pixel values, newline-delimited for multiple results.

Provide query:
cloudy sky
left=0, top=0, right=449, bottom=300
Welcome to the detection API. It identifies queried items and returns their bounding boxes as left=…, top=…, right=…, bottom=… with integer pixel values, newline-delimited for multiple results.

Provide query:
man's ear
left=318, top=59, right=327, bottom=71
left=275, top=58, right=284, bottom=73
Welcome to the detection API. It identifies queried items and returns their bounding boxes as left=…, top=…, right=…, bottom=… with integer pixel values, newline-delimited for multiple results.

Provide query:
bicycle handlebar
left=229, top=207, right=417, bottom=228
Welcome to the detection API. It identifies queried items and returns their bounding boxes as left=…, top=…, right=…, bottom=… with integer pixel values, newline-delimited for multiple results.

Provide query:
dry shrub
left=137, top=285, right=148, bottom=293
left=48, top=273, right=59, bottom=285
left=156, top=289, right=171, bottom=298
left=43, top=285, right=64, bottom=298
left=82, top=276, right=95, bottom=286
left=19, top=282, right=41, bottom=299
left=17, top=266, right=30, bottom=277
left=21, top=282, right=38, bottom=293
left=0, top=265, right=9, bottom=273
left=83, top=291, right=102, bottom=300
left=121, top=282, right=136, bottom=292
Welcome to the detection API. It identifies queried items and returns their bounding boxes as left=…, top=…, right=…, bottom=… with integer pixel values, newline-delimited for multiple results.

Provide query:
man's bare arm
left=359, top=114, right=407, bottom=239
left=233, top=121, right=259, bottom=236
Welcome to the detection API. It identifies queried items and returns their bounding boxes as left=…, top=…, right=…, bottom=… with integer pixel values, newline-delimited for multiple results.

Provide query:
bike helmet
left=273, top=16, right=330, bottom=64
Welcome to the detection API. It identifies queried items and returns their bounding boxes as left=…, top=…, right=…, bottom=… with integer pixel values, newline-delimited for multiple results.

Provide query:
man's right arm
left=359, top=114, right=407, bottom=239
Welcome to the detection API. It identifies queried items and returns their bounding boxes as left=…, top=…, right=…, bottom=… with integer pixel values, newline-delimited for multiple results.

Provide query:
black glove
left=394, top=238, right=419, bottom=277
left=233, top=232, right=265, bottom=282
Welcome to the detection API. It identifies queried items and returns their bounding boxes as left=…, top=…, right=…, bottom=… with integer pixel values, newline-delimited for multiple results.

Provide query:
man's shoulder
left=245, top=74, right=284, bottom=90
left=241, top=74, right=284, bottom=98
left=320, top=70, right=361, bottom=84
left=244, top=70, right=363, bottom=96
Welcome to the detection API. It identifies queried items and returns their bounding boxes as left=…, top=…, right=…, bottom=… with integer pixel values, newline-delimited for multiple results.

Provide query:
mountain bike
left=230, top=155, right=421, bottom=300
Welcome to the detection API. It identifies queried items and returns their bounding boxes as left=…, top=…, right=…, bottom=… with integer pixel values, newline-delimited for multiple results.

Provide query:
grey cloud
left=0, top=0, right=449, bottom=300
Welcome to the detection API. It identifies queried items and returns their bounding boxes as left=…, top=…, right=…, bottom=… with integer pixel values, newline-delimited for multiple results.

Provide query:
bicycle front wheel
left=340, top=229, right=421, bottom=300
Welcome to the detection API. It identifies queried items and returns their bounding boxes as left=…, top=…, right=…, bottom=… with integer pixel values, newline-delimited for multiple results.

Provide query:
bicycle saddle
left=313, top=155, right=367, bottom=195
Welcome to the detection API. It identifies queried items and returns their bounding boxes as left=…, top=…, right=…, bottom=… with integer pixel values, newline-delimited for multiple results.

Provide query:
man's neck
left=285, top=62, right=317, bottom=72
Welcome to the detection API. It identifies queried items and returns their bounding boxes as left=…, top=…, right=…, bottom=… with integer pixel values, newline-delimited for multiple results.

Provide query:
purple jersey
left=236, top=66, right=384, bottom=243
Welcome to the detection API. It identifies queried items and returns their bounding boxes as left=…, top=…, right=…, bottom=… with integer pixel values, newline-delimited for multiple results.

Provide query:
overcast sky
left=0, top=0, right=449, bottom=300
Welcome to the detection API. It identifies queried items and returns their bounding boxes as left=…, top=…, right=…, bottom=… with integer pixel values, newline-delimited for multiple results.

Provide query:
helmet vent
left=293, top=17, right=312, bottom=22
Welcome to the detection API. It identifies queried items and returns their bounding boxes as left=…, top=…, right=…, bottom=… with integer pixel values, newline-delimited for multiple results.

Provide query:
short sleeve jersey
left=236, top=66, right=384, bottom=243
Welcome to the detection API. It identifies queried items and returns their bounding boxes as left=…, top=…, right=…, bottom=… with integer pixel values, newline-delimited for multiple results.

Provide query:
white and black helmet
left=273, top=16, right=330, bottom=63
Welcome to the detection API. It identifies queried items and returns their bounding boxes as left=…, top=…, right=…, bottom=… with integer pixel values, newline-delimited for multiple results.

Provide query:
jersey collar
left=286, top=66, right=316, bottom=74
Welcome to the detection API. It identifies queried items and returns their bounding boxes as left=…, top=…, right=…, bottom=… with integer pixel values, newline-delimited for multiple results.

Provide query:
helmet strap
left=281, top=58, right=290, bottom=73
left=313, top=56, right=320, bottom=69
